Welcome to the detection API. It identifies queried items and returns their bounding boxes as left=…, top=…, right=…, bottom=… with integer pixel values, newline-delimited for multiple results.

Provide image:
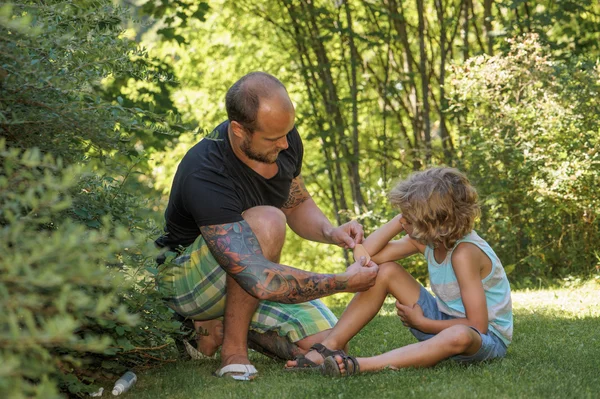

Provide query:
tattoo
left=283, top=175, right=310, bottom=209
left=200, top=220, right=348, bottom=303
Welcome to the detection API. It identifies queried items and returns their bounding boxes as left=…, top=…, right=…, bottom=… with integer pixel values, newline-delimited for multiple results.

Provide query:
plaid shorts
left=157, top=235, right=337, bottom=342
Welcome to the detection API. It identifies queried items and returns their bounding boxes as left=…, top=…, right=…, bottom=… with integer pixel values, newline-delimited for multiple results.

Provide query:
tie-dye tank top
left=425, top=231, right=513, bottom=346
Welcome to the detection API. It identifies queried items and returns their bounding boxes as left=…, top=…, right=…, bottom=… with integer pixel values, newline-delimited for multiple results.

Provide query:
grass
left=122, top=280, right=599, bottom=399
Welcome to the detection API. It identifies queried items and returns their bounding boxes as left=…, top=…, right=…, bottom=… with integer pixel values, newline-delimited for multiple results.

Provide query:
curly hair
left=388, top=167, right=480, bottom=250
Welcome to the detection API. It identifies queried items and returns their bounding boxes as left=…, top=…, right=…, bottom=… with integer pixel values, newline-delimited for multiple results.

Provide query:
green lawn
left=123, top=281, right=600, bottom=398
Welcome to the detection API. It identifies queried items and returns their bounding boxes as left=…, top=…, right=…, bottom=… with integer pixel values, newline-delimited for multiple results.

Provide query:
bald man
left=155, top=72, right=378, bottom=380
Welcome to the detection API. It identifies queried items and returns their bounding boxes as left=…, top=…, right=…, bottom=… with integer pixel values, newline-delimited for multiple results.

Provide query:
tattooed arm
left=283, top=175, right=364, bottom=249
left=200, top=220, right=377, bottom=303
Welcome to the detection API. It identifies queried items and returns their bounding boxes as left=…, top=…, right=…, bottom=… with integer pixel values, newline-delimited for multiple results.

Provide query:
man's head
left=226, top=72, right=295, bottom=164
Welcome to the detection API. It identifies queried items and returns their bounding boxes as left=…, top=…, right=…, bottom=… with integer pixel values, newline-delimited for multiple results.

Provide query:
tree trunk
left=484, top=0, right=494, bottom=55
left=417, top=0, right=432, bottom=163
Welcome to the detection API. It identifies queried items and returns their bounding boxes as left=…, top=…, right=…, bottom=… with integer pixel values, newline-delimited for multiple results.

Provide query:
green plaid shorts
left=157, top=235, right=337, bottom=342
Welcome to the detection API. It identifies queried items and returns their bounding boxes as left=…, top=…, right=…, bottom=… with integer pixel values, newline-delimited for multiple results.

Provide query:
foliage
left=0, top=1, right=184, bottom=170
left=0, top=1, right=184, bottom=396
left=449, top=35, right=600, bottom=286
left=0, top=142, right=135, bottom=398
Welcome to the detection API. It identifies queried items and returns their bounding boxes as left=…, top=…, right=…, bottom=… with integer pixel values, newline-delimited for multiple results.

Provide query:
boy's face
left=399, top=214, right=415, bottom=237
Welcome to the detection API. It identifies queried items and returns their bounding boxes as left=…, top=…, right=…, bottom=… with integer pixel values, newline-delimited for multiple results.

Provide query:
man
left=155, top=71, right=378, bottom=380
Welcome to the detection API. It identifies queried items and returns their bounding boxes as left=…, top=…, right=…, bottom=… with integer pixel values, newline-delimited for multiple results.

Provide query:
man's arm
left=282, top=175, right=362, bottom=248
left=200, top=220, right=377, bottom=303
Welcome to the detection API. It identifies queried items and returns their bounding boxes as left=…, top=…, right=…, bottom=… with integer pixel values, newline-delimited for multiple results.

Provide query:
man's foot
left=214, top=364, right=258, bottom=381
left=194, top=319, right=224, bottom=357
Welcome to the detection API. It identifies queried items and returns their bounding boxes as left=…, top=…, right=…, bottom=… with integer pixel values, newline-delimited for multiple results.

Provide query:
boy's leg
left=286, top=261, right=422, bottom=367
left=330, top=324, right=482, bottom=375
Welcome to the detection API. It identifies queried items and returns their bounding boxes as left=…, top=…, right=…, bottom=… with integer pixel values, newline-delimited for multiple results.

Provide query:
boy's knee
left=377, top=262, right=405, bottom=281
left=442, top=325, right=478, bottom=353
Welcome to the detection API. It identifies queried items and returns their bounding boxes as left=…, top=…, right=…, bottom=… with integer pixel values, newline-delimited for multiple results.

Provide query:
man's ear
left=230, top=121, right=246, bottom=138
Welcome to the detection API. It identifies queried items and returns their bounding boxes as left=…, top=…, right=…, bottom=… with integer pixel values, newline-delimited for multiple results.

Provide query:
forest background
left=1, top=0, right=599, bottom=397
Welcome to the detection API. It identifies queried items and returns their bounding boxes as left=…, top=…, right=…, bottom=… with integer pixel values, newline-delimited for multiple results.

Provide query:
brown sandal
left=322, top=354, right=360, bottom=377
left=284, top=343, right=347, bottom=372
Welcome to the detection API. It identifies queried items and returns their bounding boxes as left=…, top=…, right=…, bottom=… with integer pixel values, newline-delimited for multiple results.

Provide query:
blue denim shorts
left=409, top=286, right=508, bottom=364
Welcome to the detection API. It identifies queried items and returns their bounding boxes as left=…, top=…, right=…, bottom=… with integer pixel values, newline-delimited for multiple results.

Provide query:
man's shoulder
left=180, top=121, right=229, bottom=168
left=203, top=120, right=229, bottom=142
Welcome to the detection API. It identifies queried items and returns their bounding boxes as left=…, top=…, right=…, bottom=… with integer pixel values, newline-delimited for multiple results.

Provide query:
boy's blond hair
left=388, top=167, right=480, bottom=250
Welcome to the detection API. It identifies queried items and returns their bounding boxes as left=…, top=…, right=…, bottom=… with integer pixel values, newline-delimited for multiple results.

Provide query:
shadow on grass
left=125, top=303, right=600, bottom=399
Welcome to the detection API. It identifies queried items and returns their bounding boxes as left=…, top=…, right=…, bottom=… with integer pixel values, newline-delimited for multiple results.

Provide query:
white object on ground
left=111, top=371, right=137, bottom=396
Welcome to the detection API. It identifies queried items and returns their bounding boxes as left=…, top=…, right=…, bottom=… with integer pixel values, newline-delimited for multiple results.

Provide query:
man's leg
left=219, top=206, right=287, bottom=369
left=286, top=261, right=421, bottom=367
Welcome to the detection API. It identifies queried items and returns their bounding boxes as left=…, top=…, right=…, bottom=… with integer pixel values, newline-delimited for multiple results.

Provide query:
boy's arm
left=398, top=243, right=489, bottom=334
left=360, top=214, right=423, bottom=264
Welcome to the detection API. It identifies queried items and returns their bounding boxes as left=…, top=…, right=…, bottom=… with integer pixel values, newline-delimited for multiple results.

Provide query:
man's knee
left=243, top=206, right=286, bottom=230
left=242, top=206, right=286, bottom=260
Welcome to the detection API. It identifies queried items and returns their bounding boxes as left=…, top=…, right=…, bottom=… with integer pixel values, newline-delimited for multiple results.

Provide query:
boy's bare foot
left=285, top=347, right=324, bottom=368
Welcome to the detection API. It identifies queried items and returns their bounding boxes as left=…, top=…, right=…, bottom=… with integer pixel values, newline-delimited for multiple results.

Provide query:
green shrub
left=0, top=141, right=182, bottom=397
left=0, top=1, right=184, bottom=396
left=0, top=142, right=136, bottom=397
left=449, top=35, right=600, bottom=286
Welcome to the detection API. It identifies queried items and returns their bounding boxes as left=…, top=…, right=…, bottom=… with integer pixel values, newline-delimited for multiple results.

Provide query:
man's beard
left=241, top=136, right=279, bottom=164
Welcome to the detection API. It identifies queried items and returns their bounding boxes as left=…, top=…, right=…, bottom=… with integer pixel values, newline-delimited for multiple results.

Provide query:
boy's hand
left=395, top=301, right=425, bottom=329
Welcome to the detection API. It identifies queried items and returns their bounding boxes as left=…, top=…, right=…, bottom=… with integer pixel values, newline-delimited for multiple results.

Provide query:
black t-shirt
left=155, top=120, right=304, bottom=250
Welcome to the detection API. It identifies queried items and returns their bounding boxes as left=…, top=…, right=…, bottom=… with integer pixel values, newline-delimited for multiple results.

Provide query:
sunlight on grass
left=126, top=281, right=600, bottom=399
left=512, top=280, right=600, bottom=318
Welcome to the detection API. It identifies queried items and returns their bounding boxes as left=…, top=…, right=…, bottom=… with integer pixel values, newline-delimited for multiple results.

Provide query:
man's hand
left=341, top=256, right=379, bottom=292
left=395, top=301, right=425, bottom=329
left=327, top=220, right=364, bottom=249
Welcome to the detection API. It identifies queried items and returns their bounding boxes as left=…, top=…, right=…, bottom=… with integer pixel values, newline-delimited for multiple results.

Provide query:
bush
left=0, top=142, right=136, bottom=397
left=449, top=35, right=600, bottom=286
left=0, top=144, right=181, bottom=398
left=0, top=1, right=184, bottom=396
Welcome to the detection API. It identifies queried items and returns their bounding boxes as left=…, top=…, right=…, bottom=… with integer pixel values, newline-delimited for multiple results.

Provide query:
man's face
left=239, top=91, right=295, bottom=164
left=241, top=104, right=295, bottom=164
left=240, top=129, right=289, bottom=164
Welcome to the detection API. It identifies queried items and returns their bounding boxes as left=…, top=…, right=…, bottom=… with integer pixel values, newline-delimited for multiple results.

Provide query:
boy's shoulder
left=451, top=241, right=487, bottom=263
